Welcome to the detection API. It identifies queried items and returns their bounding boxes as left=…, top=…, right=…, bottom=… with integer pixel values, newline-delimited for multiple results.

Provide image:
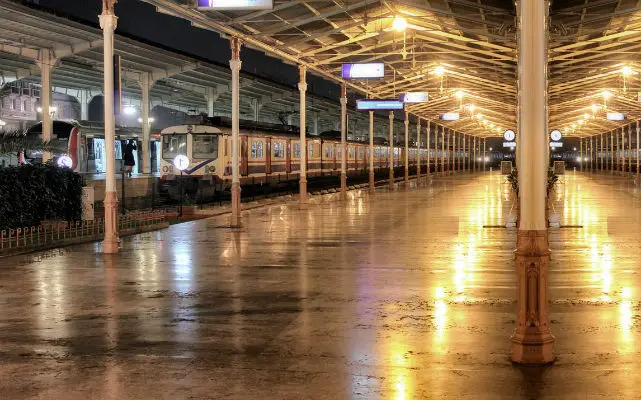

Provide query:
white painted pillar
left=207, top=87, right=215, bottom=117
left=473, top=136, right=477, bottom=173
left=636, top=120, right=641, bottom=184
left=369, top=111, right=375, bottom=193
left=580, top=138, right=583, bottom=172
left=629, top=125, right=632, bottom=174
left=388, top=111, right=394, bottom=190
left=511, top=0, right=553, bottom=364
left=462, top=134, right=467, bottom=172
left=440, top=126, right=445, bottom=175
left=80, top=90, right=89, bottom=120
left=416, top=119, right=421, bottom=180
left=36, top=49, right=56, bottom=162
left=590, top=136, right=594, bottom=173
left=451, top=131, right=456, bottom=173
left=298, top=65, right=308, bottom=208
left=426, top=121, right=431, bottom=179
left=140, top=72, right=152, bottom=174
left=230, top=37, right=242, bottom=227
left=483, top=138, right=487, bottom=172
left=600, top=133, right=604, bottom=171
left=99, top=4, right=119, bottom=254
left=340, top=85, right=348, bottom=198
left=404, top=111, right=409, bottom=188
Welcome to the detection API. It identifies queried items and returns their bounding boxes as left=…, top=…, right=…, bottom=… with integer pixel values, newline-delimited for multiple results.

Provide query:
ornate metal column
left=298, top=65, right=308, bottom=208
left=511, top=0, right=554, bottom=364
left=416, top=119, right=421, bottom=180
left=404, top=111, right=409, bottom=189
left=340, top=85, right=348, bottom=198
left=36, top=49, right=56, bottom=162
left=140, top=72, right=152, bottom=174
left=441, top=126, right=445, bottom=175
left=629, top=125, right=632, bottom=174
left=369, top=110, right=375, bottom=193
left=389, top=111, right=394, bottom=190
left=229, top=37, right=243, bottom=227
left=100, top=0, right=119, bottom=253
left=427, top=121, right=431, bottom=179
left=484, top=138, right=487, bottom=171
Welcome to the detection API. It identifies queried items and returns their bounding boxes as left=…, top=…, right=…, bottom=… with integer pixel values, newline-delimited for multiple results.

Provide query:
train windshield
left=192, top=134, right=218, bottom=159
left=162, top=134, right=186, bottom=159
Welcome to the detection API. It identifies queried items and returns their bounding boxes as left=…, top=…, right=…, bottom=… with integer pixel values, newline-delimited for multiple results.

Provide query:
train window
left=309, top=143, right=314, bottom=158
left=251, top=141, right=264, bottom=159
left=273, top=142, right=284, bottom=158
left=293, top=143, right=300, bottom=158
left=324, top=145, right=331, bottom=158
left=193, top=134, right=218, bottom=159
left=162, top=134, right=187, bottom=159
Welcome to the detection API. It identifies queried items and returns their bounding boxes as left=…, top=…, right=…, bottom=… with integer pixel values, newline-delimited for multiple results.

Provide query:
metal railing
left=1, top=210, right=166, bottom=253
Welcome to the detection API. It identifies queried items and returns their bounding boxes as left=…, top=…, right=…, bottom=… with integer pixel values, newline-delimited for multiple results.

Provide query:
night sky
left=25, top=0, right=343, bottom=101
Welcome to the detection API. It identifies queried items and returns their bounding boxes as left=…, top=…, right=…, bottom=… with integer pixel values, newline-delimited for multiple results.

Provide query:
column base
left=299, top=179, right=308, bottom=209
left=103, top=191, right=120, bottom=254
left=230, top=182, right=242, bottom=228
left=340, top=173, right=348, bottom=199
left=511, top=230, right=555, bottom=365
left=369, top=171, right=375, bottom=194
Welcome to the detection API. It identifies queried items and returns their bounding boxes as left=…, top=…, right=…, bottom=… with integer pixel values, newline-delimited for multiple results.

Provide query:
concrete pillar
left=36, top=49, right=56, bottom=162
left=99, top=4, right=119, bottom=254
left=340, top=85, right=348, bottom=198
left=511, top=0, right=554, bottom=364
left=79, top=90, right=90, bottom=120
left=369, top=111, right=375, bottom=194
left=388, top=111, right=394, bottom=190
left=140, top=72, right=152, bottom=174
left=298, top=65, right=308, bottom=208
left=416, top=119, right=421, bottom=180
left=229, top=37, right=242, bottom=227
left=207, top=87, right=215, bottom=117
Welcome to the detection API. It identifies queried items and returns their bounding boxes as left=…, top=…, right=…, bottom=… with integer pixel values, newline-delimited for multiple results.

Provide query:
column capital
left=230, top=36, right=242, bottom=61
left=229, top=59, right=242, bottom=72
left=102, top=0, right=118, bottom=14
left=298, top=83, right=307, bottom=93
left=298, top=65, right=307, bottom=84
left=99, top=13, right=117, bottom=31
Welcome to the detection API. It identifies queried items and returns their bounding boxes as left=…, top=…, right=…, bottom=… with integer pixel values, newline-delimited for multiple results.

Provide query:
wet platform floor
left=2, top=171, right=641, bottom=398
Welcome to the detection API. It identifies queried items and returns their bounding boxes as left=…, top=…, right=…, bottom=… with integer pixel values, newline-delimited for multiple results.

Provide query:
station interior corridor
left=2, top=171, right=641, bottom=398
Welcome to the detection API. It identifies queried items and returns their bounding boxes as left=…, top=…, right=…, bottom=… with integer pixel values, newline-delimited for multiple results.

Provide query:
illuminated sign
left=356, top=99, right=404, bottom=110
left=440, top=112, right=460, bottom=121
left=400, top=92, right=428, bottom=103
left=173, top=155, right=190, bottom=171
left=503, top=142, right=516, bottom=148
left=606, top=112, right=625, bottom=121
left=503, top=129, right=515, bottom=141
left=197, top=0, right=272, bottom=9
left=341, top=63, right=385, bottom=79
left=550, top=142, right=563, bottom=148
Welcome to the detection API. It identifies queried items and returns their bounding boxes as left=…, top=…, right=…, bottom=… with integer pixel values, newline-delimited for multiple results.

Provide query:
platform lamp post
left=100, top=0, right=119, bottom=254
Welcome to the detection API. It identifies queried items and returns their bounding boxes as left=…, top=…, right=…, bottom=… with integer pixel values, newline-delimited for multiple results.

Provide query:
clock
left=503, top=129, right=515, bottom=141
left=550, top=129, right=562, bottom=141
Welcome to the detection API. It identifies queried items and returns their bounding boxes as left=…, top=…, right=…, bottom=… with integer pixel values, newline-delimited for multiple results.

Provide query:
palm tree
left=0, top=130, right=64, bottom=158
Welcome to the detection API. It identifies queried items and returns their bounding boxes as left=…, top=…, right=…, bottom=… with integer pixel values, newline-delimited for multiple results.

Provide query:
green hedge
left=0, top=163, right=82, bottom=230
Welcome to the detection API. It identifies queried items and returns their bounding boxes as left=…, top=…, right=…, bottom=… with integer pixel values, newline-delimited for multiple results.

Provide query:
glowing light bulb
left=591, top=104, right=599, bottom=114
left=455, top=90, right=465, bottom=100
left=433, top=65, right=445, bottom=76
left=476, top=113, right=483, bottom=119
left=583, top=113, right=590, bottom=119
left=622, top=66, right=634, bottom=76
left=602, top=90, right=612, bottom=100
left=468, top=104, right=475, bottom=112
left=392, top=16, right=408, bottom=32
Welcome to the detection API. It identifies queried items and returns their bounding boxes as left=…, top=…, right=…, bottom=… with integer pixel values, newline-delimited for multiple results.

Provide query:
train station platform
left=1, top=171, right=640, bottom=398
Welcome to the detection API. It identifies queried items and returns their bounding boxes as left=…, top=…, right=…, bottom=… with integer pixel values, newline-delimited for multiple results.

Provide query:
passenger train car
left=23, top=120, right=160, bottom=174
left=160, top=115, right=437, bottom=198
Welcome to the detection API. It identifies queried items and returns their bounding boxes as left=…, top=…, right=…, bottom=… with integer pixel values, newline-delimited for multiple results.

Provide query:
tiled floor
left=2, top=171, right=641, bottom=398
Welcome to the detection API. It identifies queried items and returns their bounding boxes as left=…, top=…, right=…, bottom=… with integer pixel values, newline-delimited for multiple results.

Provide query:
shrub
left=0, top=162, right=82, bottom=230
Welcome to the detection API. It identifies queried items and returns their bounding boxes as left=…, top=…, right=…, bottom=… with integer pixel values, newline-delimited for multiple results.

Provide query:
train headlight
left=162, top=166, right=169, bottom=173
left=209, top=165, right=216, bottom=173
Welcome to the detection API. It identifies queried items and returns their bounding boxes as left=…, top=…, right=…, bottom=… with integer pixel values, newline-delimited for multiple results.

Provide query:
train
left=159, top=115, right=448, bottom=199
left=23, top=120, right=161, bottom=174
